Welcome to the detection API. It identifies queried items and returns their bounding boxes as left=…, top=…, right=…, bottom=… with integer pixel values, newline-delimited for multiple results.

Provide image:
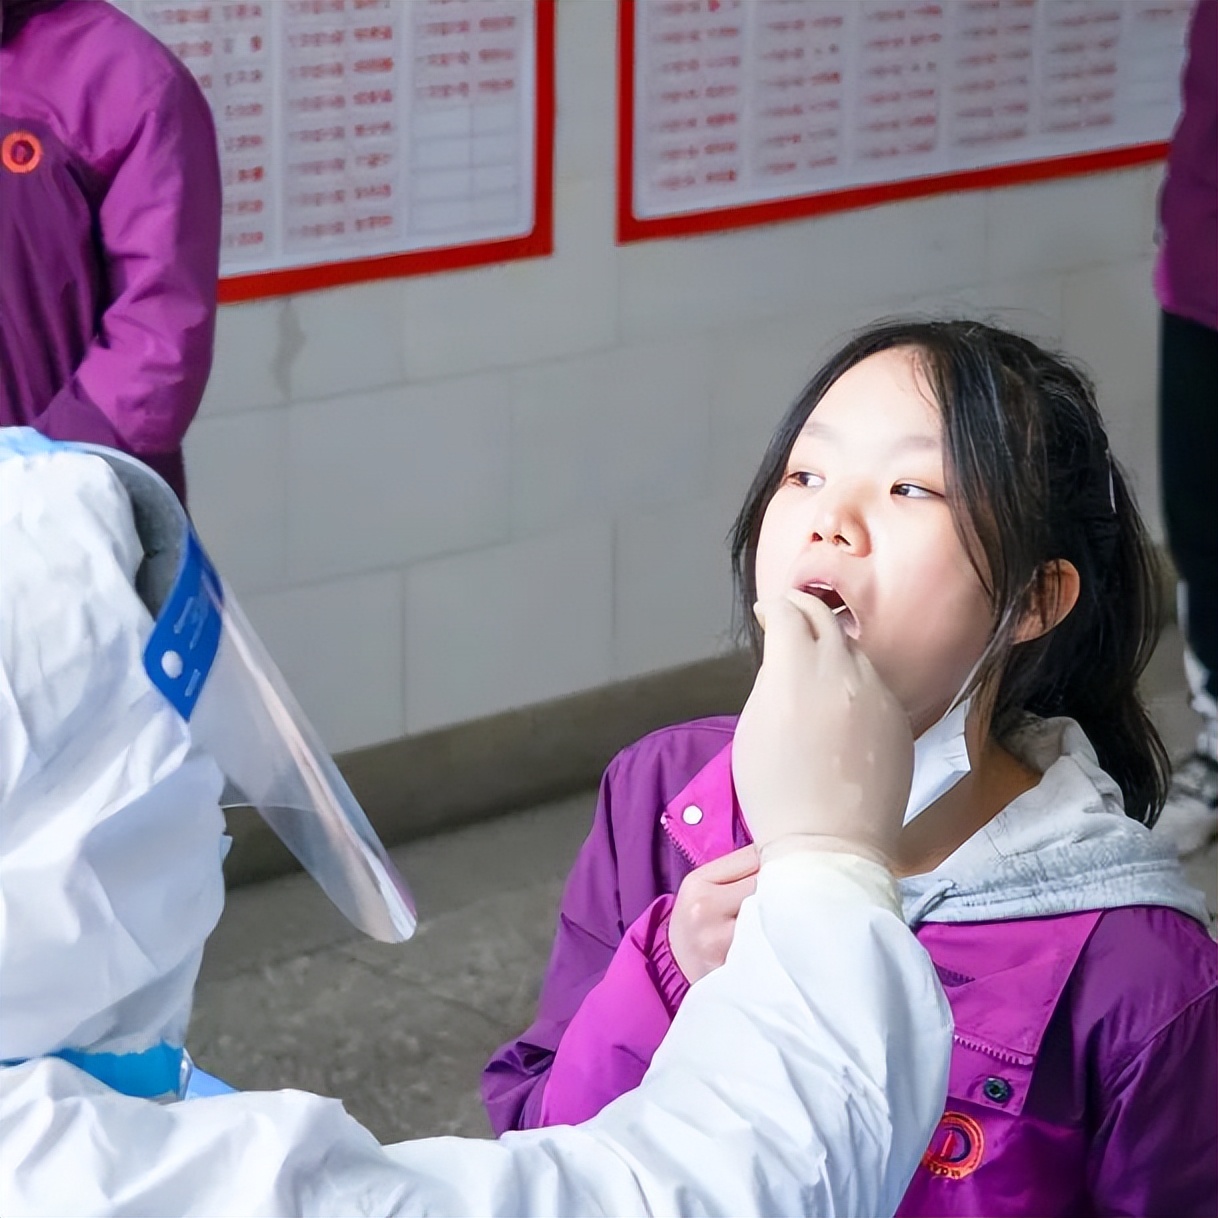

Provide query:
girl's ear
left=1014, top=560, right=1080, bottom=644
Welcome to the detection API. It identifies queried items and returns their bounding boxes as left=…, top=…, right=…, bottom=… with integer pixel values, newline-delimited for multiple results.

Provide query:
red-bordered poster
left=115, top=0, right=554, bottom=301
left=619, top=0, right=1191, bottom=243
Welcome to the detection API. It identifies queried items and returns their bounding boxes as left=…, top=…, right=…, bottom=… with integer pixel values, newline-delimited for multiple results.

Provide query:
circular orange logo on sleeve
left=2, top=131, right=43, bottom=174
left=921, top=1111, right=985, bottom=1180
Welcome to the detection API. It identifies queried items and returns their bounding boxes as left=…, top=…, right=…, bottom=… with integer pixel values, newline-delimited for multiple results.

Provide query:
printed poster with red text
left=621, top=0, right=1191, bottom=241
left=113, top=0, right=554, bottom=299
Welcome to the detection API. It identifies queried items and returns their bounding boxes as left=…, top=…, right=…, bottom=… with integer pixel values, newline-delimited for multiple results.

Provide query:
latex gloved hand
left=732, top=591, right=914, bottom=869
left=669, top=844, right=760, bottom=983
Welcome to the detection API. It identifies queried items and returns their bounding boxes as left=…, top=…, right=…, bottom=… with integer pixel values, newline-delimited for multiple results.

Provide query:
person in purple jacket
left=484, top=318, right=1218, bottom=1217
left=0, top=0, right=221, bottom=504
left=1152, top=0, right=1218, bottom=856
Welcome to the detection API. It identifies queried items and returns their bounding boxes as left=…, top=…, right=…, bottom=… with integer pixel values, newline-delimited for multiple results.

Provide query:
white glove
left=732, top=591, right=914, bottom=868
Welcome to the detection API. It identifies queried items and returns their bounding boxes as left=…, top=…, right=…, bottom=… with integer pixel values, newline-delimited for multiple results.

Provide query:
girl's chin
left=882, top=684, right=943, bottom=738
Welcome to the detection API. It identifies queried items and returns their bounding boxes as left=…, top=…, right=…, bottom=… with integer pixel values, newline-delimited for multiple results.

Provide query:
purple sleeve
left=37, top=58, right=221, bottom=468
left=481, top=758, right=689, bottom=1133
left=1156, top=0, right=1218, bottom=329
left=1088, top=986, right=1218, bottom=1216
left=536, top=894, right=690, bottom=1127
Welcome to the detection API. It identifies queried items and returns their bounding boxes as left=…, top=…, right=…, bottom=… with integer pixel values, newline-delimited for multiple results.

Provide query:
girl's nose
left=808, top=487, right=869, bottom=553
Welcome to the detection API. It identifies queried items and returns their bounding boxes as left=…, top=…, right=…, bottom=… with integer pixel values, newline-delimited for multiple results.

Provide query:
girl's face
left=754, top=347, right=996, bottom=737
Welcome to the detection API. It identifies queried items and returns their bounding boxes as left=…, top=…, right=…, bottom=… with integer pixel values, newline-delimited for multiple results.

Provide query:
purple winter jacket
left=483, top=716, right=1218, bottom=1217
left=0, top=0, right=221, bottom=502
left=1155, top=0, right=1218, bottom=332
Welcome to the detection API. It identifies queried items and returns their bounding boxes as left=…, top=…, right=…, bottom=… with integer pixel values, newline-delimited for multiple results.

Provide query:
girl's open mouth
left=800, top=582, right=860, bottom=637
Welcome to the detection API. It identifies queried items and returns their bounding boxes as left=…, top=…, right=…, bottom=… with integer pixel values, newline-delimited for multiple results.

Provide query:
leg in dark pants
left=1159, top=310, right=1218, bottom=708
left=1155, top=310, right=1218, bottom=853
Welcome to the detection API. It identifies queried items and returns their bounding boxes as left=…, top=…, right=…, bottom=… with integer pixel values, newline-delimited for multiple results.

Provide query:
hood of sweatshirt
left=900, top=716, right=1210, bottom=927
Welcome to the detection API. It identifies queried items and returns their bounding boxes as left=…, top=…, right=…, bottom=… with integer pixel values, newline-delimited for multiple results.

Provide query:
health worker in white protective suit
left=0, top=428, right=951, bottom=1218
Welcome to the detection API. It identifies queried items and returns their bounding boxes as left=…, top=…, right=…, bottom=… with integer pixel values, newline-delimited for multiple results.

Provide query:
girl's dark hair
left=729, top=317, right=1169, bottom=825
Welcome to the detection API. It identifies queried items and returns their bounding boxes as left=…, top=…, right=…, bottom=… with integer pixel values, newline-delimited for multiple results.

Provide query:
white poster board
left=114, top=0, right=552, bottom=297
left=622, top=0, right=1190, bottom=237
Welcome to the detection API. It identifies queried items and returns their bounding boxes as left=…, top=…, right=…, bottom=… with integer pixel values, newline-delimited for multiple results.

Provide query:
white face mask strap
left=943, top=651, right=985, bottom=722
left=904, top=652, right=987, bottom=826
left=965, top=582, right=1037, bottom=708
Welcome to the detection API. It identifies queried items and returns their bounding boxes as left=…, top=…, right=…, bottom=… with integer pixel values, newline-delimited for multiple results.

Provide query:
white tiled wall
left=185, top=0, right=1168, bottom=752
left=1062, top=256, right=1163, bottom=513
left=244, top=571, right=406, bottom=753
left=403, top=524, right=613, bottom=734
left=285, top=374, right=512, bottom=581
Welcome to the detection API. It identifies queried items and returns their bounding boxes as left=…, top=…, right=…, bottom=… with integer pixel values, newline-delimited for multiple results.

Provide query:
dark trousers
left=1159, top=310, right=1218, bottom=701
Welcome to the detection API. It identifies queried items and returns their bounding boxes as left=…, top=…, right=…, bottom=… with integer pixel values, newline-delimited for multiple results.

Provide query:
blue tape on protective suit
left=0, top=426, right=59, bottom=462
left=53, top=1043, right=186, bottom=1099
left=144, top=530, right=224, bottom=721
left=184, top=1065, right=237, bottom=1098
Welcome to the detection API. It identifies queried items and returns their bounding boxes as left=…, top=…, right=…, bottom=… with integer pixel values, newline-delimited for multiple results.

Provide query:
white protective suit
left=0, top=442, right=951, bottom=1217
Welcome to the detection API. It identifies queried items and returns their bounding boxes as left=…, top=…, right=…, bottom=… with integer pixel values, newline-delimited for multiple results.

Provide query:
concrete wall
left=186, top=0, right=1168, bottom=760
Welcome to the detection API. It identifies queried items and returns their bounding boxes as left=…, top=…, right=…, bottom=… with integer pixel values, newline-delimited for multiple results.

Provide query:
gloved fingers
left=754, top=589, right=847, bottom=656
left=787, top=584, right=846, bottom=637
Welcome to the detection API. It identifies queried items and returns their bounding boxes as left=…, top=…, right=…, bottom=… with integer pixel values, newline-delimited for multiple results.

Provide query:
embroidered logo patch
left=2, top=131, right=42, bottom=174
left=921, top=1111, right=985, bottom=1180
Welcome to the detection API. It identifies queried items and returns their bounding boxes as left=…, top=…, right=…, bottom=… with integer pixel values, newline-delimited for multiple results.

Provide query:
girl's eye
left=786, top=470, right=824, bottom=489
left=892, top=482, right=940, bottom=499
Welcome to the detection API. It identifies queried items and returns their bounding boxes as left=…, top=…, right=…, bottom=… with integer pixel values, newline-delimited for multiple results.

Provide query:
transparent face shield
left=92, top=446, right=416, bottom=943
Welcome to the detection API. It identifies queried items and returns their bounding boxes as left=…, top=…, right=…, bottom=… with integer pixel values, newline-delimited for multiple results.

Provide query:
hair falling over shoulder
left=730, top=317, right=1170, bottom=825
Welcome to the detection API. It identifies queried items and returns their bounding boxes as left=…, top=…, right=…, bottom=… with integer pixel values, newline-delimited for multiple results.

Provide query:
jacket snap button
left=983, top=1076, right=1012, bottom=1104
left=681, top=805, right=703, bottom=826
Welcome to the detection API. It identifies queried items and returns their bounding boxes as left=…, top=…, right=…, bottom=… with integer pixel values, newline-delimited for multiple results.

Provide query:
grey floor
left=190, top=626, right=1218, bottom=1144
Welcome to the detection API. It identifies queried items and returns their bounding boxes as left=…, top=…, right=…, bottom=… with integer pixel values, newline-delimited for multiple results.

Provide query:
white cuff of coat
left=757, top=848, right=902, bottom=921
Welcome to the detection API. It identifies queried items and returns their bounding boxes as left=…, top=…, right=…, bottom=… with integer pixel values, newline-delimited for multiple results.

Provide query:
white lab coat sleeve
left=0, top=853, right=950, bottom=1218
left=383, top=852, right=950, bottom=1217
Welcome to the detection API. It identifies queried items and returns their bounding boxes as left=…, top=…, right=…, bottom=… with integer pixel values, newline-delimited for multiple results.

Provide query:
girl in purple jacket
left=483, top=319, right=1218, bottom=1217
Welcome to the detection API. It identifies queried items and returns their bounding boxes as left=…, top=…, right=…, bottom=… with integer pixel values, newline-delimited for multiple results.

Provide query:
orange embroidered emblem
left=921, top=1111, right=985, bottom=1180
left=2, top=131, right=43, bottom=174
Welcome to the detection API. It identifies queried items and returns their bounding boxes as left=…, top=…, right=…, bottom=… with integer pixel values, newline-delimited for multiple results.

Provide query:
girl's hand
left=732, top=591, right=914, bottom=868
left=669, top=845, right=760, bottom=984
